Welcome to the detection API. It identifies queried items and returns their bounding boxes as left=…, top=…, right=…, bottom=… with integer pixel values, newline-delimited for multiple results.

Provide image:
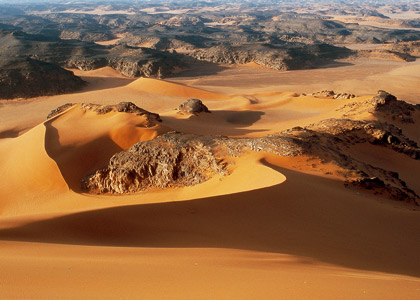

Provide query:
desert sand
left=1, top=63, right=420, bottom=299
left=170, top=58, right=420, bottom=104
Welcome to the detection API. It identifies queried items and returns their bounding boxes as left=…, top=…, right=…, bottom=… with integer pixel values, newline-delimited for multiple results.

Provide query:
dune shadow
left=79, top=76, right=135, bottom=92
left=312, top=60, right=354, bottom=69
left=44, top=120, right=123, bottom=191
left=161, top=110, right=267, bottom=136
left=0, top=160, right=419, bottom=277
left=220, top=110, right=265, bottom=125
left=0, top=128, right=25, bottom=139
left=169, top=61, right=231, bottom=78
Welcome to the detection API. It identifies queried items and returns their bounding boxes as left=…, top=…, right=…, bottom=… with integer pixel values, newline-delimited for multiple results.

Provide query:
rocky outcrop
left=81, top=132, right=305, bottom=194
left=0, top=29, right=185, bottom=87
left=82, top=102, right=162, bottom=126
left=357, top=49, right=416, bottom=62
left=334, top=93, right=356, bottom=100
left=176, top=99, right=210, bottom=115
left=47, top=103, right=74, bottom=119
left=336, top=91, right=419, bottom=123
left=299, top=118, right=420, bottom=204
left=311, top=90, right=356, bottom=99
left=370, top=90, right=418, bottom=123
left=0, top=57, right=85, bottom=99
left=47, top=102, right=162, bottom=127
left=189, top=44, right=353, bottom=71
left=81, top=133, right=229, bottom=194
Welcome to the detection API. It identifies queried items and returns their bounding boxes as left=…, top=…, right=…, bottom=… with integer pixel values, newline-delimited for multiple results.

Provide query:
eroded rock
left=177, top=99, right=210, bottom=115
left=47, top=102, right=161, bottom=127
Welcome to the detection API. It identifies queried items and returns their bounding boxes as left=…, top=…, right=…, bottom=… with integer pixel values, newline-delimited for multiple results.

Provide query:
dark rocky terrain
left=0, top=29, right=185, bottom=77
left=0, top=57, right=85, bottom=99
left=1, top=0, right=419, bottom=98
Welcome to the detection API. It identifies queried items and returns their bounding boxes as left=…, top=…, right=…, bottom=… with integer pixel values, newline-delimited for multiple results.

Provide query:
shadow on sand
left=161, top=110, right=268, bottom=136
left=43, top=120, right=123, bottom=192
left=0, top=160, right=419, bottom=277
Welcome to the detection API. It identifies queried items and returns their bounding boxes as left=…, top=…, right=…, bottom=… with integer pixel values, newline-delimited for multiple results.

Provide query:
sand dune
left=127, top=77, right=228, bottom=100
left=0, top=154, right=419, bottom=299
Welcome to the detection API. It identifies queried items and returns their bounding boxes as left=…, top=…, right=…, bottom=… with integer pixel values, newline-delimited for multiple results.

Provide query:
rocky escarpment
left=176, top=98, right=210, bottom=115
left=189, top=44, right=353, bottom=70
left=370, top=90, right=418, bottom=123
left=357, top=49, right=416, bottom=62
left=337, top=90, right=419, bottom=123
left=0, top=29, right=185, bottom=84
left=0, top=57, right=85, bottom=99
left=81, top=92, right=420, bottom=205
left=65, top=45, right=186, bottom=78
left=47, top=102, right=162, bottom=127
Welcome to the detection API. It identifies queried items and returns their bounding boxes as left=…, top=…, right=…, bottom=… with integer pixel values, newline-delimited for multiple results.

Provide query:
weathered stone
left=47, top=103, right=74, bottom=119
left=177, top=99, right=210, bottom=115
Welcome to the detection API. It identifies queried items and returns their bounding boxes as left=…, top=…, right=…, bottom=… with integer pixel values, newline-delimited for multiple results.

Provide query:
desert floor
left=0, top=59, right=420, bottom=299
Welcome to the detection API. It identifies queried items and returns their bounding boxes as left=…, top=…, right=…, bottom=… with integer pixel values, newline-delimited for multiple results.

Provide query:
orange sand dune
left=0, top=154, right=419, bottom=299
left=0, top=105, right=168, bottom=214
left=70, top=66, right=128, bottom=78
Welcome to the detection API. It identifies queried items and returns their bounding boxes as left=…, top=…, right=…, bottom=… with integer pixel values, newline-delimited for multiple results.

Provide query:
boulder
left=177, top=99, right=210, bottom=115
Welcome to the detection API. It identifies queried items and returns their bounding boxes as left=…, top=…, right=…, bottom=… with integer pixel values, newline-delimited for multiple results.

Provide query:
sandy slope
left=0, top=154, right=419, bottom=298
left=1, top=66, right=420, bottom=299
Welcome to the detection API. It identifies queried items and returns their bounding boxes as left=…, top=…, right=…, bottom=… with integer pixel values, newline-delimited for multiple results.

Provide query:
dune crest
left=127, top=77, right=227, bottom=100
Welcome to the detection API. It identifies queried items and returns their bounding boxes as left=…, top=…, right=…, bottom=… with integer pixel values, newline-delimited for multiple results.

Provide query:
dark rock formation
left=371, top=90, right=397, bottom=106
left=189, top=44, right=353, bottom=71
left=81, top=132, right=305, bottom=194
left=81, top=102, right=162, bottom=127
left=311, top=90, right=336, bottom=98
left=334, top=93, right=356, bottom=100
left=47, top=103, right=74, bottom=119
left=47, top=102, right=162, bottom=127
left=0, top=57, right=85, bottom=99
left=370, top=90, right=418, bottom=123
left=0, top=29, right=185, bottom=87
left=177, top=99, right=210, bottom=115
left=82, top=133, right=229, bottom=194
left=311, top=90, right=356, bottom=99
left=337, top=91, right=419, bottom=123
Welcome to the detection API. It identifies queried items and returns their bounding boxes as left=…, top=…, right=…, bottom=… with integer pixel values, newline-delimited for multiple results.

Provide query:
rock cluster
left=311, top=90, right=356, bottom=99
left=82, top=133, right=229, bottom=194
left=367, top=90, right=418, bottom=123
left=47, top=103, right=74, bottom=119
left=47, top=102, right=162, bottom=127
left=176, top=99, right=210, bottom=115
left=334, top=93, right=356, bottom=100
left=81, top=131, right=306, bottom=194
